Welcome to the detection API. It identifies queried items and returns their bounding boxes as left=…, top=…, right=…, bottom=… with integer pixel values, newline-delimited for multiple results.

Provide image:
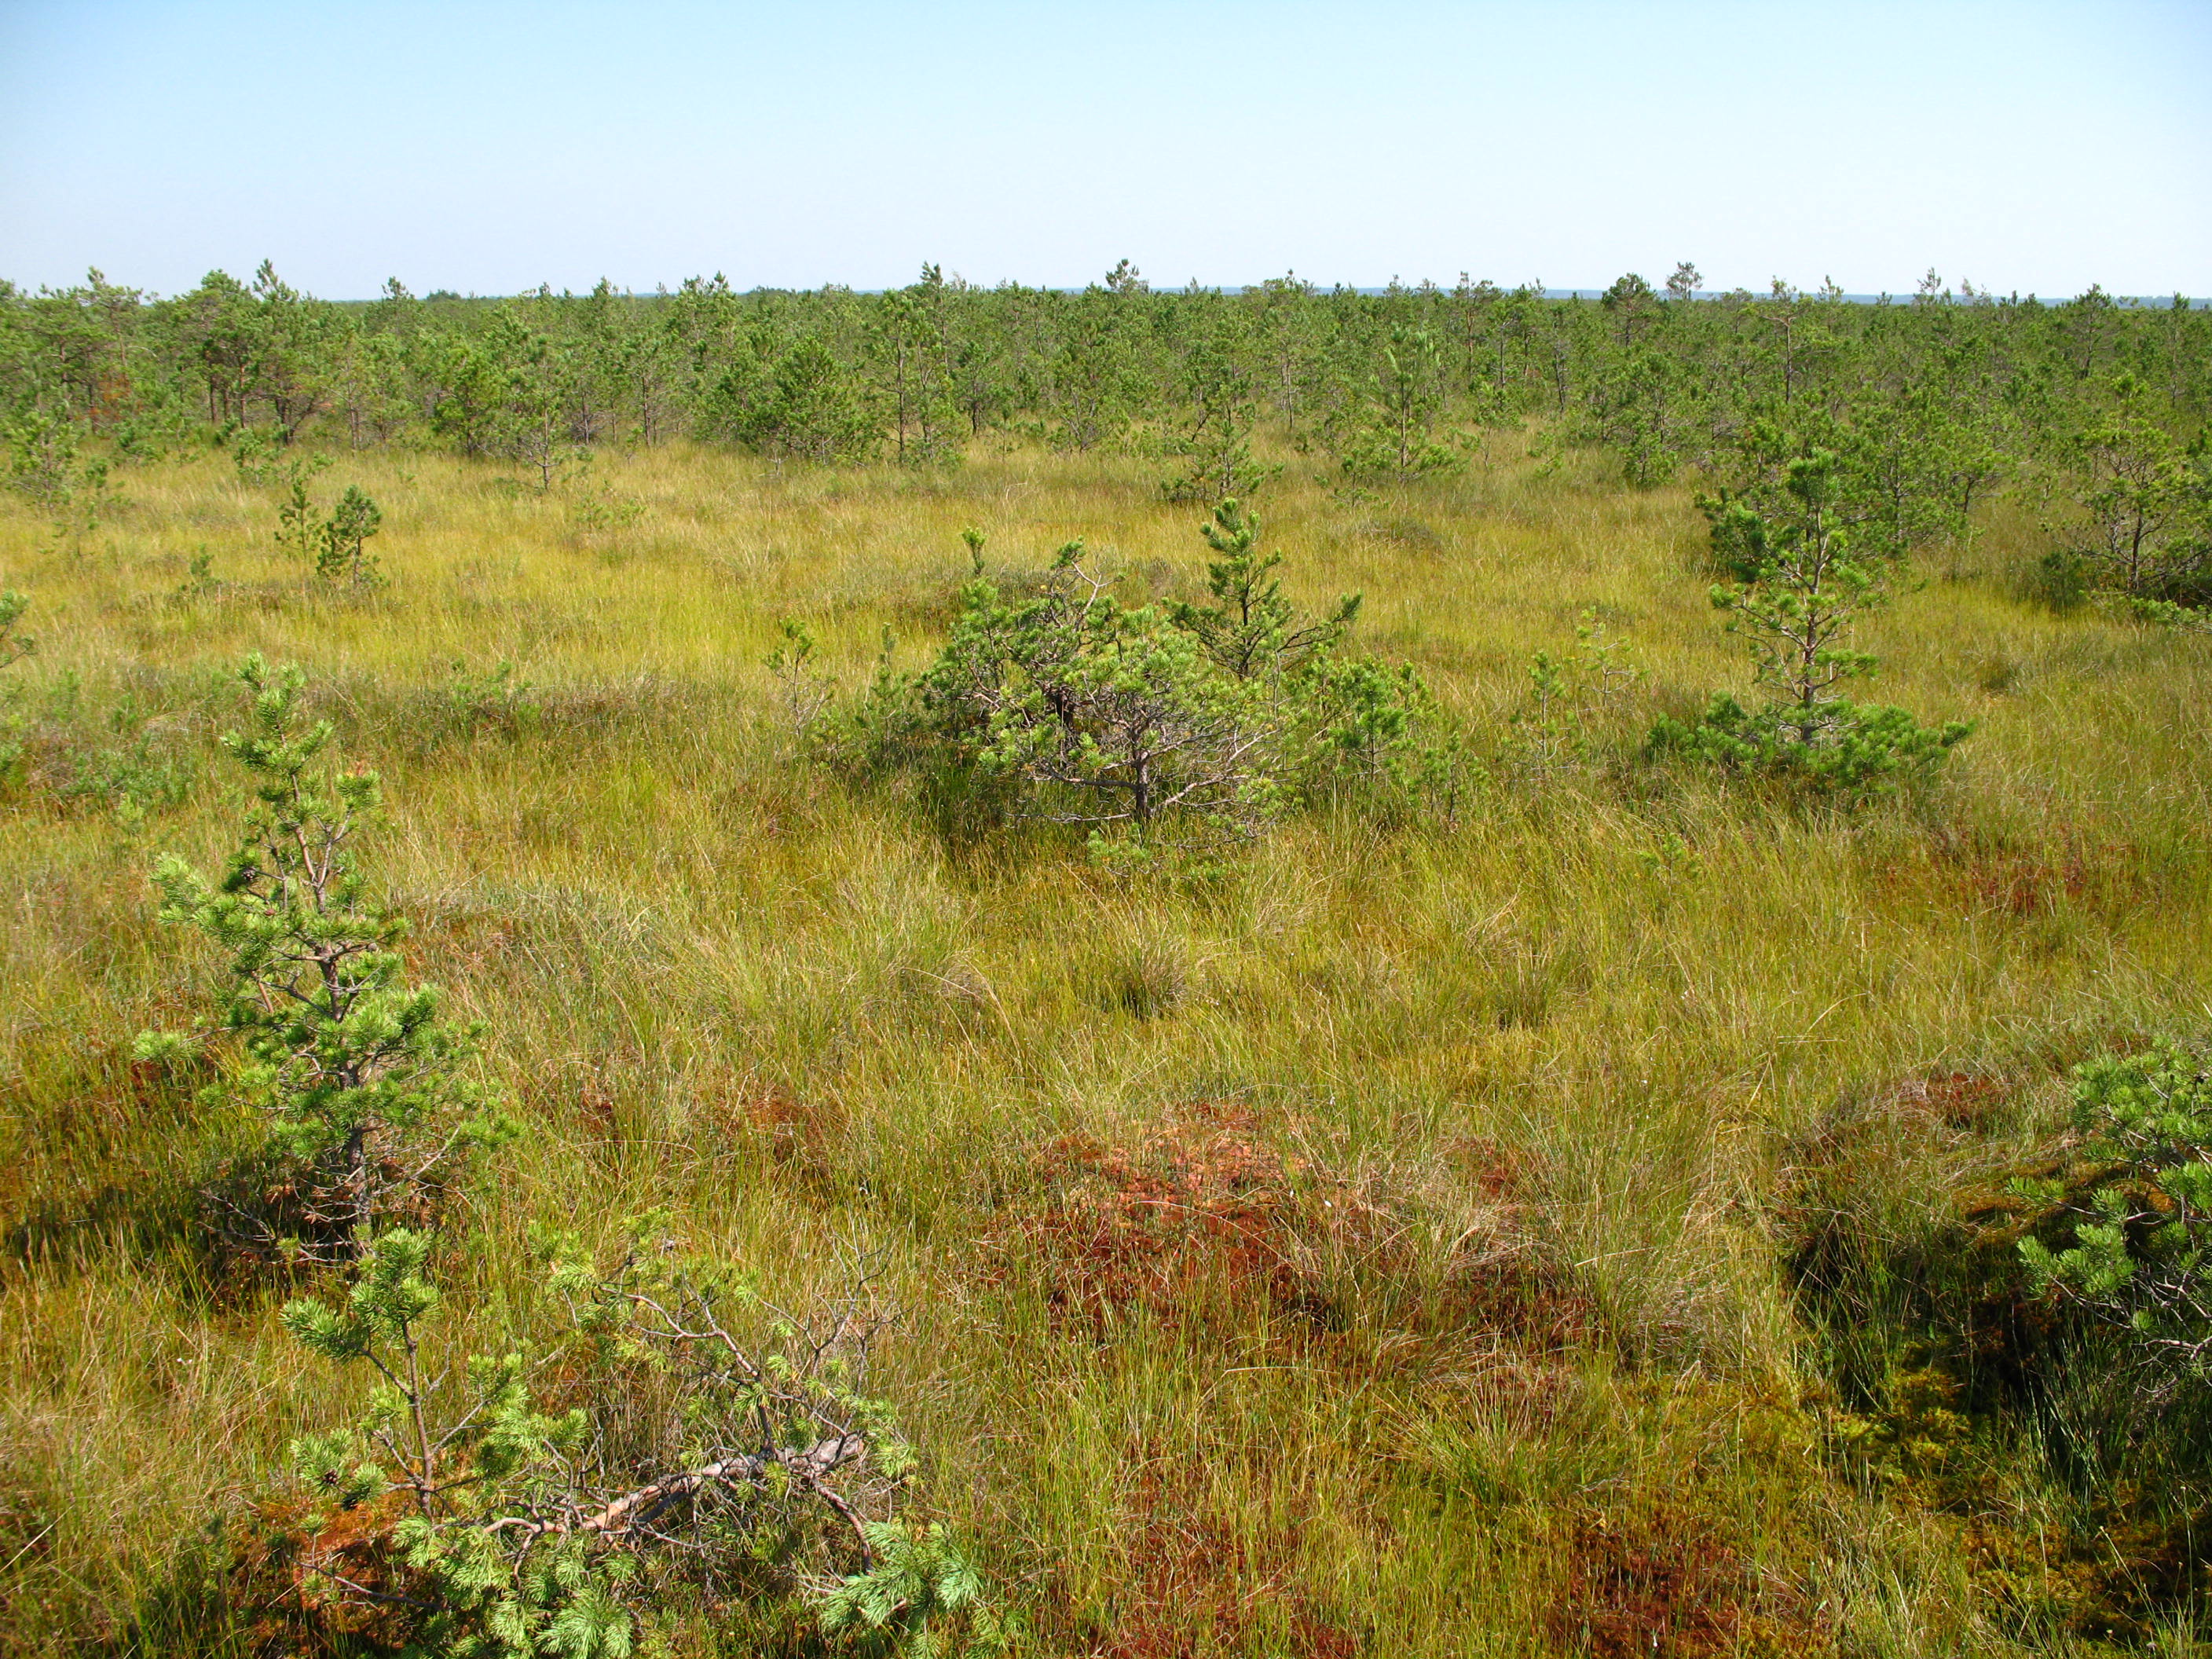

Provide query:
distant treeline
left=3, top=260, right=2207, bottom=532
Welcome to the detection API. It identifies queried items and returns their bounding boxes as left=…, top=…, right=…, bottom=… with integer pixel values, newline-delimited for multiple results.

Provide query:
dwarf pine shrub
left=266, top=1224, right=997, bottom=1657
left=928, top=537, right=1280, bottom=839
left=836, top=506, right=1454, bottom=848
left=5, top=408, right=110, bottom=543
left=441, top=656, right=539, bottom=741
left=1648, top=692, right=1970, bottom=800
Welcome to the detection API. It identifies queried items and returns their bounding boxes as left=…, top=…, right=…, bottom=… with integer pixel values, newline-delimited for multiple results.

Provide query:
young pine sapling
left=1650, top=446, right=1969, bottom=797
left=1507, top=610, right=1643, bottom=778
left=766, top=617, right=836, bottom=734
left=317, top=485, right=384, bottom=585
left=137, top=656, right=511, bottom=1264
left=1335, top=326, right=1459, bottom=483
left=859, top=516, right=1456, bottom=849
left=0, top=589, right=34, bottom=670
left=1159, top=332, right=1278, bottom=505
left=925, top=540, right=1277, bottom=840
left=1708, top=448, right=1882, bottom=745
left=2060, top=377, right=2210, bottom=604
left=1165, top=498, right=1360, bottom=683
left=276, top=460, right=386, bottom=587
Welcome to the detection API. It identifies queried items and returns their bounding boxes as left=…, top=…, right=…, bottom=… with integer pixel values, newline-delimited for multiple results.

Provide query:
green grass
left=2, top=434, right=2208, bottom=1655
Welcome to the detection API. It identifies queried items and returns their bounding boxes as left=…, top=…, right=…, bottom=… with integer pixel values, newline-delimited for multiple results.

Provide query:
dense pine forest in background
left=2, top=259, right=2211, bottom=1658
left=5, top=262, right=2208, bottom=533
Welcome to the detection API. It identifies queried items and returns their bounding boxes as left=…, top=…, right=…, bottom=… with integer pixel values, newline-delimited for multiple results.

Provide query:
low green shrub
left=2124, top=594, right=2212, bottom=635
left=258, top=1225, right=1000, bottom=1657
left=2012, top=1040, right=2212, bottom=1396
left=1647, top=694, right=1971, bottom=800
left=827, top=504, right=1459, bottom=849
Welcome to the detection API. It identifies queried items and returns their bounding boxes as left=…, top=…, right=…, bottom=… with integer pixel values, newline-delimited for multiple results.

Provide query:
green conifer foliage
left=852, top=515, right=1447, bottom=848
left=1649, top=447, right=1970, bottom=797
left=2063, top=375, right=2211, bottom=603
left=1335, top=325, right=1459, bottom=482
left=137, top=656, right=511, bottom=1262
left=273, top=462, right=384, bottom=585
left=1159, top=325, right=1277, bottom=504
left=266, top=1225, right=992, bottom=1657
left=1165, top=498, right=1360, bottom=682
left=875, top=272, right=963, bottom=467
left=316, top=485, right=383, bottom=584
left=729, top=334, right=881, bottom=463
left=1584, top=346, right=1689, bottom=488
left=921, top=540, right=1278, bottom=840
left=1705, top=449, right=1884, bottom=736
left=819, top=1522, right=1004, bottom=1655
left=2012, top=1042, right=2212, bottom=1394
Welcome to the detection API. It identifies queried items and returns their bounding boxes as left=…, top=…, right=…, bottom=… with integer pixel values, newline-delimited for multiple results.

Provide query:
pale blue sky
left=2, top=0, right=2206, bottom=299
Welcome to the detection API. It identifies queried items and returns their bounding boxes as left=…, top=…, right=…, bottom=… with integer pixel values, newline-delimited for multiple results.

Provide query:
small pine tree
left=844, top=518, right=1459, bottom=848
left=1166, top=499, right=1360, bottom=682
left=1159, top=332, right=1278, bottom=504
left=1584, top=346, right=1689, bottom=489
left=137, top=655, right=511, bottom=1263
left=5, top=408, right=108, bottom=517
left=316, top=485, right=383, bottom=584
left=1294, top=652, right=1459, bottom=809
left=922, top=540, right=1276, bottom=841
left=765, top=616, right=834, bottom=733
left=1506, top=610, right=1643, bottom=778
left=1705, top=447, right=1883, bottom=742
left=1335, top=326, right=1459, bottom=482
left=275, top=464, right=384, bottom=587
left=0, top=590, right=33, bottom=669
left=1650, top=446, right=1969, bottom=796
left=2060, top=376, right=2210, bottom=604
left=270, top=454, right=333, bottom=551
left=731, top=335, right=881, bottom=464
left=1600, top=272, right=1657, bottom=346
left=875, top=276, right=964, bottom=467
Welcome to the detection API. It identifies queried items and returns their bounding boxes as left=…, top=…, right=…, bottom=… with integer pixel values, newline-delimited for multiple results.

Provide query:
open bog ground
left=3, top=437, right=2210, bottom=1656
